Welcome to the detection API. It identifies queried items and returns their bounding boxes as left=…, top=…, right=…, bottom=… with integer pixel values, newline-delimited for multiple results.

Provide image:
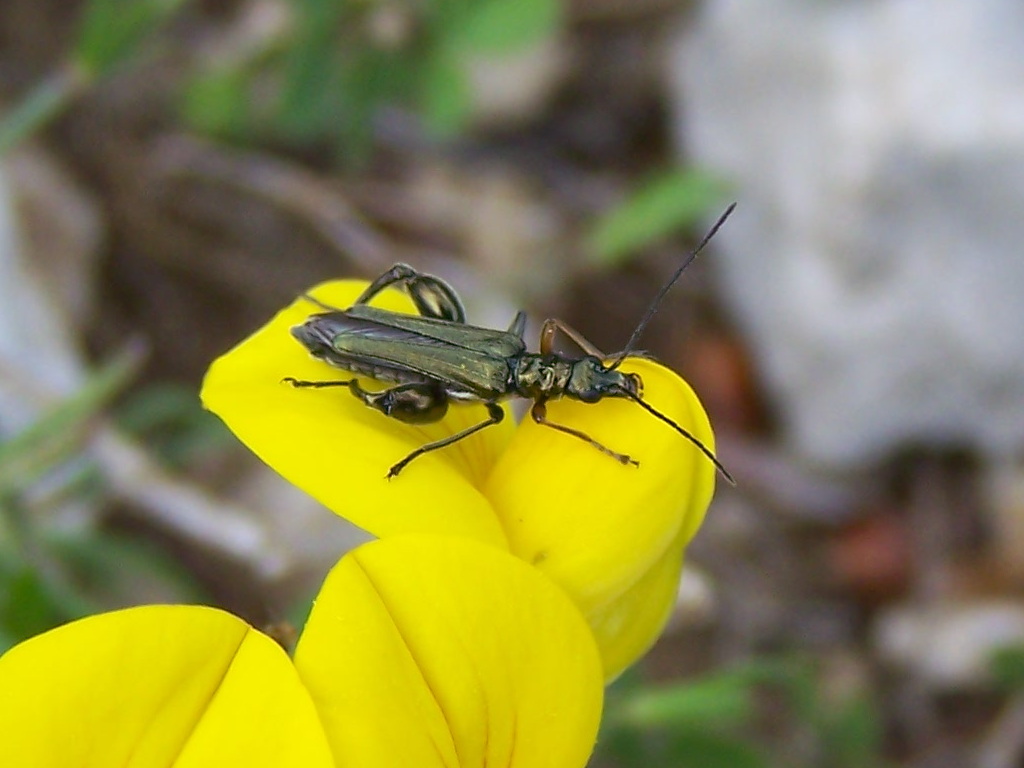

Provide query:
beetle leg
left=388, top=402, right=505, bottom=479
left=352, top=263, right=466, bottom=323
left=530, top=398, right=639, bottom=467
left=350, top=382, right=450, bottom=425
left=539, top=319, right=606, bottom=358
left=507, top=310, right=527, bottom=338
left=285, top=378, right=451, bottom=424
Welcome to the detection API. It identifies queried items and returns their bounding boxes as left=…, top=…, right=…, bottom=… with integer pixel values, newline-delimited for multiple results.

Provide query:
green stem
left=0, top=65, right=90, bottom=156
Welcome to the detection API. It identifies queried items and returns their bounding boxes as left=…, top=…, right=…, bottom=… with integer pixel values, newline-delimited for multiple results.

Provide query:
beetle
left=284, top=204, right=736, bottom=482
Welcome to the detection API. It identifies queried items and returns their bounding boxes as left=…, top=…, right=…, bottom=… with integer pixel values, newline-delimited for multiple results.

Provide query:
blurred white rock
left=666, top=565, right=717, bottom=633
left=874, top=601, right=1024, bottom=689
left=465, top=36, right=569, bottom=128
left=669, top=0, right=1024, bottom=468
left=0, top=148, right=99, bottom=428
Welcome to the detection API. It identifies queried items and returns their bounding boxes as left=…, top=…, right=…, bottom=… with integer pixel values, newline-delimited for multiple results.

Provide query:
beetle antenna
left=609, top=202, right=737, bottom=370
left=300, top=292, right=344, bottom=312
left=621, top=388, right=736, bottom=485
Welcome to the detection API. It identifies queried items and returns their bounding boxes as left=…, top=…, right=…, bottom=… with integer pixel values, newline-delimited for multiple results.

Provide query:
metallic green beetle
left=286, top=205, right=736, bottom=481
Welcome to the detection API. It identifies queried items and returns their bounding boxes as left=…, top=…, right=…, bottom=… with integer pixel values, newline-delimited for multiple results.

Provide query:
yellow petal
left=202, top=280, right=512, bottom=546
left=0, top=605, right=332, bottom=768
left=294, top=535, right=603, bottom=768
left=587, top=538, right=689, bottom=681
left=485, top=357, right=716, bottom=675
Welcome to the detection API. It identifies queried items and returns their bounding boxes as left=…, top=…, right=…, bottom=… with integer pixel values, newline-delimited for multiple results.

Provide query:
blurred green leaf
left=275, top=0, right=349, bottom=144
left=419, top=51, right=472, bottom=136
left=181, top=64, right=254, bottom=140
left=74, top=0, right=188, bottom=76
left=0, top=0, right=186, bottom=155
left=614, top=671, right=756, bottom=729
left=0, top=565, right=91, bottom=643
left=0, top=348, right=141, bottom=494
left=822, top=693, right=886, bottom=768
left=115, top=383, right=232, bottom=469
left=774, top=661, right=820, bottom=723
left=0, top=523, right=206, bottom=649
left=991, top=645, right=1024, bottom=691
left=445, top=0, right=561, bottom=55
left=733, top=656, right=814, bottom=688
left=599, top=658, right=891, bottom=768
left=611, top=658, right=807, bottom=730
left=335, top=48, right=417, bottom=161
left=596, top=723, right=654, bottom=767
left=589, top=169, right=729, bottom=266
left=667, top=728, right=771, bottom=768
left=0, top=70, right=83, bottom=157
left=45, top=529, right=207, bottom=607
left=176, top=0, right=562, bottom=161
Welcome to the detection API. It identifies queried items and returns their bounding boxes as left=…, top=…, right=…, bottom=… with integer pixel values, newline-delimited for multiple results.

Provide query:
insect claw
left=607, top=448, right=639, bottom=466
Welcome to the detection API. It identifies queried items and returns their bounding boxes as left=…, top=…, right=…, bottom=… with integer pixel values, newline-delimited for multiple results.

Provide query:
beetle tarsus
left=282, top=377, right=354, bottom=388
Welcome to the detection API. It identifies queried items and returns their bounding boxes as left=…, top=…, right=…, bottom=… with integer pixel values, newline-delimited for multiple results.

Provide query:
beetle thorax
left=512, top=355, right=575, bottom=399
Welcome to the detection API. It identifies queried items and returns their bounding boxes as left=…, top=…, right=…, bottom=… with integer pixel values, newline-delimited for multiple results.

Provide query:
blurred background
left=2, top=0, right=1024, bottom=765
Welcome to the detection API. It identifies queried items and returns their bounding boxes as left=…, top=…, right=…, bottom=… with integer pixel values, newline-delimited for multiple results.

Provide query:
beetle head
left=568, top=358, right=641, bottom=403
left=569, top=359, right=734, bottom=484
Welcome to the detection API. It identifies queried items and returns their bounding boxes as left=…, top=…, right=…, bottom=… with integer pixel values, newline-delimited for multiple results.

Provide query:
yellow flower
left=0, top=535, right=602, bottom=767
left=202, top=280, right=718, bottom=678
